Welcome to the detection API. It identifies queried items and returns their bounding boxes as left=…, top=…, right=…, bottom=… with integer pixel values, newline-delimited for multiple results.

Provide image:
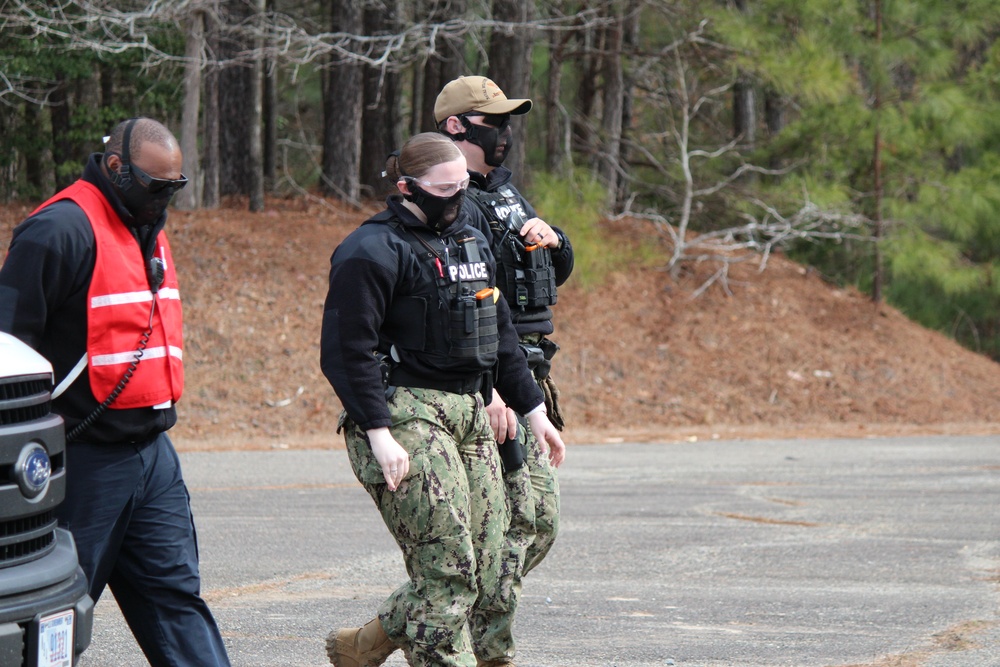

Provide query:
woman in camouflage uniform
left=320, top=133, right=565, bottom=667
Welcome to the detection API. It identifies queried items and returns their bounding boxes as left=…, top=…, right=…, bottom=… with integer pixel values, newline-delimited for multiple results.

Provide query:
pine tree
left=711, top=0, right=1000, bottom=358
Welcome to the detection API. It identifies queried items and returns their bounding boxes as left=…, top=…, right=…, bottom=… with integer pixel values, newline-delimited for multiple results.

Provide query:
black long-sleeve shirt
left=0, top=154, right=177, bottom=443
left=320, top=197, right=544, bottom=431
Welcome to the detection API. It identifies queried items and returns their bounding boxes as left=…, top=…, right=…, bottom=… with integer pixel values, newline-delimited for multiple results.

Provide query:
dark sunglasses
left=129, top=162, right=189, bottom=195
left=462, top=113, right=511, bottom=130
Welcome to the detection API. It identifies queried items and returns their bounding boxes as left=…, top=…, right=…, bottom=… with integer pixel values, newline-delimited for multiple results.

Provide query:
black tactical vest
left=466, top=186, right=558, bottom=320
left=377, top=216, right=499, bottom=374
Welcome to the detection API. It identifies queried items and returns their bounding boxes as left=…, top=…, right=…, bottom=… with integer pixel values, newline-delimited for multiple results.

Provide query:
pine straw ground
left=2, top=197, right=998, bottom=450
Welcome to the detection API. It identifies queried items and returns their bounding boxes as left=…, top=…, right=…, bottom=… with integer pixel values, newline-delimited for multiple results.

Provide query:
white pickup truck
left=0, top=333, right=92, bottom=666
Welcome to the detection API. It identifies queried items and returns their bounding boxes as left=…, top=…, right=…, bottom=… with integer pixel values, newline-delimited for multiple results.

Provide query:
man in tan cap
left=438, top=75, right=576, bottom=667
left=433, top=75, right=533, bottom=168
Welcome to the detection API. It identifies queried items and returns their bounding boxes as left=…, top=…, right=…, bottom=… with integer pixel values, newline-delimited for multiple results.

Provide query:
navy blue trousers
left=56, top=433, right=231, bottom=666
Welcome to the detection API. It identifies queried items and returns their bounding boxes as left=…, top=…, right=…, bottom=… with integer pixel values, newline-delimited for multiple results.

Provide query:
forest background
left=0, top=0, right=999, bottom=362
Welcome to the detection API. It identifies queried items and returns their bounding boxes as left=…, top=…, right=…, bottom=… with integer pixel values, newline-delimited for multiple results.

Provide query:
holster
left=519, top=342, right=543, bottom=363
left=479, top=368, right=494, bottom=406
left=498, top=415, right=529, bottom=474
left=520, top=338, right=564, bottom=429
left=534, top=338, right=561, bottom=381
left=375, top=352, right=396, bottom=399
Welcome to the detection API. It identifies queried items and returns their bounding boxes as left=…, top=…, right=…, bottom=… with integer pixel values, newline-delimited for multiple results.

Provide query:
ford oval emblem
left=16, top=443, right=51, bottom=499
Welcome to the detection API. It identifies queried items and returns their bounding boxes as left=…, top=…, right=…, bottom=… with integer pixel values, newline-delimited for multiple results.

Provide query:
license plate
left=37, top=609, right=74, bottom=667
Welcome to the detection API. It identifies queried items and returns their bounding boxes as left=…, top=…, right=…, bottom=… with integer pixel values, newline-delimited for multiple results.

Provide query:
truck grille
left=0, top=511, right=56, bottom=565
left=0, top=373, right=61, bottom=567
left=0, top=377, right=51, bottom=425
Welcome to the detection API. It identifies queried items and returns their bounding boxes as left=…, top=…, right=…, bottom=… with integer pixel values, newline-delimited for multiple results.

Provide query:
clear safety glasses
left=405, top=174, right=470, bottom=197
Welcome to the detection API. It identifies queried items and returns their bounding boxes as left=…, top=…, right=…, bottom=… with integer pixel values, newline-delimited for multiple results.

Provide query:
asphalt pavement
left=77, top=434, right=1000, bottom=667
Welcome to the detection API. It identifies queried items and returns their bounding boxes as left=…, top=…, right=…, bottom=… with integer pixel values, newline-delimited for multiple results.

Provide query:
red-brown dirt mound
left=3, top=198, right=998, bottom=449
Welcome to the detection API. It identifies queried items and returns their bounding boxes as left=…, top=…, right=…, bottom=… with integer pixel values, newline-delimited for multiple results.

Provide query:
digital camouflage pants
left=343, top=387, right=509, bottom=667
left=469, top=415, right=561, bottom=664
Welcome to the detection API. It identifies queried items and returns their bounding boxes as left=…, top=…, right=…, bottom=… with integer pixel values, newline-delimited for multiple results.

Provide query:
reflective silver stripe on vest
left=90, top=287, right=180, bottom=309
left=91, top=290, right=152, bottom=308
left=90, top=345, right=183, bottom=367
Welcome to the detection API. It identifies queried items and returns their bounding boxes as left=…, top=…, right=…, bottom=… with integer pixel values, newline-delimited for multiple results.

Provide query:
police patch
left=448, top=262, right=489, bottom=282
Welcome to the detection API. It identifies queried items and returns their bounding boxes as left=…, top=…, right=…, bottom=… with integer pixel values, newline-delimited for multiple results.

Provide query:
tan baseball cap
left=434, top=76, right=532, bottom=124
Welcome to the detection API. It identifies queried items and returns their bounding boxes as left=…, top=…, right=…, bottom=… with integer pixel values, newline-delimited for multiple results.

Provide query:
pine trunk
left=417, top=0, right=467, bottom=133
left=176, top=9, right=205, bottom=211
left=598, top=7, right=624, bottom=202
left=321, top=0, right=363, bottom=202
left=360, top=0, right=403, bottom=198
left=262, top=0, right=277, bottom=192
left=487, top=0, right=535, bottom=183
left=217, top=0, right=255, bottom=198
left=202, top=1, right=222, bottom=209
left=247, top=0, right=265, bottom=212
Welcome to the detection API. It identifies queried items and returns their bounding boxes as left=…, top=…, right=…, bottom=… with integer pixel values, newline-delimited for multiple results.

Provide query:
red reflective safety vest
left=33, top=180, right=184, bottom=408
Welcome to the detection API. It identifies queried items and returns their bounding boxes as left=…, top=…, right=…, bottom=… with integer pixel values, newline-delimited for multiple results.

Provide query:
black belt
left=389, top=368, right=483, bottom=395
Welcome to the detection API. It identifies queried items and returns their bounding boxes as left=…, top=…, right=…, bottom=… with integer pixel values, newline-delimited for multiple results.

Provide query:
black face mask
left=118, top=185, right=175, bottom=228
left=404, top=182, right=466, bottom=234
left=107, top=118, right=186, bottom=227
left=459, top=115, right=513, bottom=168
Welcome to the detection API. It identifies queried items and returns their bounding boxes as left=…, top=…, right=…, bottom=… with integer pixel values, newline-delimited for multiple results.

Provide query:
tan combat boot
left=326, top=618, right=398, bottom=667
left=477, top=660, right=515, bottom=667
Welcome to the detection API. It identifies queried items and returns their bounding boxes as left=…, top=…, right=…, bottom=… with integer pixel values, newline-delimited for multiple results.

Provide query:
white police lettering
left=493, top=187, right=527, bottom=222
left=448, top=262, right=489, bottom=282
left=494, top=203, right=527, bottom=221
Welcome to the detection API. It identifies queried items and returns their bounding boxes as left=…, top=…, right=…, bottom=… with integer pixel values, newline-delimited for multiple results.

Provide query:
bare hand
left=366, top=427, right=410, bottom=491
left=519, top=217, right=560, bottom=248
left=485, top=389, right=518, bottom=443
left=527, top=410, right=566, bottom=467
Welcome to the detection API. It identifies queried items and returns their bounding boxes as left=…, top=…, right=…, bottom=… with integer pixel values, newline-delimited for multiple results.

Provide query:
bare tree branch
left=0, top=1, right=618, bottom=71
left=0, top=72, right=58, bottom=106
left=616, top=197, right=871, bottom=297
left=0, top=0, right=623, bottom=110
